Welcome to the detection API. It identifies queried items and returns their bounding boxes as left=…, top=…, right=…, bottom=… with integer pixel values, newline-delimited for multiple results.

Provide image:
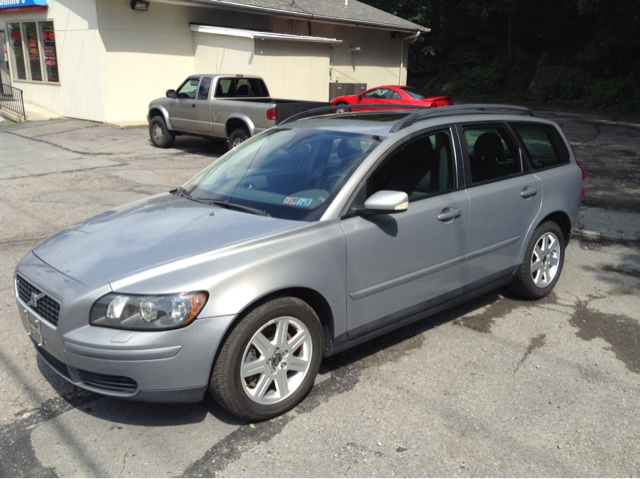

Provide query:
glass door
left=0, top=30, right=11, bottom=85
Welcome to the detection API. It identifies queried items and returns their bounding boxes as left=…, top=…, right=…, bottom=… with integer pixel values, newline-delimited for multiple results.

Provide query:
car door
left=357, top=88, right=398, bottom=110
left=196, top=76, right=213, bottom=134
left=167, top=77, right=200, bottom=132
left=459, top=123, right=542, bottom=286
left=341, top=128, right=469, bottom=338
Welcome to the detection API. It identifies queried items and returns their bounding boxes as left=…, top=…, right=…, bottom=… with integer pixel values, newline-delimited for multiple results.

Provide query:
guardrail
left=0, top=82, right=26, bottom=122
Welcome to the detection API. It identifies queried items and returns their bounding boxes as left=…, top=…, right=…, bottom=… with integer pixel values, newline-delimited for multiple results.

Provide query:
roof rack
left=388, top=104, right=539, bottom=133
left=279, top=104, right=428, bottom=126
left=278, top=103, right=539, bottom=132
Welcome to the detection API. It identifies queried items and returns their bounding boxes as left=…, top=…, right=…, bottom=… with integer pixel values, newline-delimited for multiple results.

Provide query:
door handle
left=191, top=103, right=196, bottom=108
left=437, top=207, right=462, bottom=222
left=520, top=186, right=538, bottom=198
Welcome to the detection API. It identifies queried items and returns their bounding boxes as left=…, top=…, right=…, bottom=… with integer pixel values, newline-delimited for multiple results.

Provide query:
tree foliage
left=364, top=0, right=639, bottom=74
left=362, top=0, right=640, bottom=111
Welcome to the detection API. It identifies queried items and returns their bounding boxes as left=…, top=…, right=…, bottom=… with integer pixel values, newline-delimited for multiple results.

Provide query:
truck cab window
left=177, top=78, right=200, bottom=99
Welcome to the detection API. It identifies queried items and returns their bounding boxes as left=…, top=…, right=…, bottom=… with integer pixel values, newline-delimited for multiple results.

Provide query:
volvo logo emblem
left=27, top=292, right=46, bottom=308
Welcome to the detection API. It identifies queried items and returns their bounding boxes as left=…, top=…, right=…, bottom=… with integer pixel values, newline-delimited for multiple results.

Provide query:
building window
left=39, top=21, right=59, bottom=82
left=6, top=20, right=59, bottom=83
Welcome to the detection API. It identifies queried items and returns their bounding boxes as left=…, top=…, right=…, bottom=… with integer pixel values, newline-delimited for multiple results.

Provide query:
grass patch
left=0, top=118, right=18, bottom=127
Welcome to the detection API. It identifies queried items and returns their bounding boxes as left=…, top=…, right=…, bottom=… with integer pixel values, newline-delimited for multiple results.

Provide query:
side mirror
left=166, top=89, right=177, bottom=99
left=363, top=190, right=409, bottom=214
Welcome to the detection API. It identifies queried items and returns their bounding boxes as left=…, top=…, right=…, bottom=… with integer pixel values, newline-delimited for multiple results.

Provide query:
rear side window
left=462, top=125, right=521, bottom=184
left=198, top=77, right=212, bottom=100
left=215, top=78, right=269, bottom=98
left=511, top=123, right=570, bottom=170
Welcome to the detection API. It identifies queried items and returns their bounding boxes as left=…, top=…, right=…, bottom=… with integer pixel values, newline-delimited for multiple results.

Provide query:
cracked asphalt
left=1, top=111, right=639, bottom=477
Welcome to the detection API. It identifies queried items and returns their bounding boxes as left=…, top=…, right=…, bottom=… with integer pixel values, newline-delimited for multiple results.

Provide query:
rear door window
left=510, top=123, right=570, bottom=170
left=462, top=124, right=522, bottom=184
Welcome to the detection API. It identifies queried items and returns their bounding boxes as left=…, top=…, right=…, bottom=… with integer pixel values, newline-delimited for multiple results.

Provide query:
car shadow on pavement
left=321, top=289, right=510, bottom=375
left=71, top=394, right=245, bottom=427
left=147, top=136, right=228, bottom=157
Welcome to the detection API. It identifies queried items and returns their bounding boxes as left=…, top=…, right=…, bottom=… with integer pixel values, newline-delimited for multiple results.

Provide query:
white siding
left=314, top=23, right=408, bottom=87
left=253, top=40, right=330, bottom=101
left=1, top=1, right=413, bottom=123
left=0, top=0, right=106, bottom=121
left=193, top=34, right=255, bottom=75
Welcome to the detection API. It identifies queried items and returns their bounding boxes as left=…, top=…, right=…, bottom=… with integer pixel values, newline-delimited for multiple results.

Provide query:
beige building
left=0, top=0, right=427, bottom=124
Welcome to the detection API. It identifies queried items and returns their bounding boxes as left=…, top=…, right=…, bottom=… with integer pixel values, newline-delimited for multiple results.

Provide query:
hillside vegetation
left=365, top=0, right=640, bottom=112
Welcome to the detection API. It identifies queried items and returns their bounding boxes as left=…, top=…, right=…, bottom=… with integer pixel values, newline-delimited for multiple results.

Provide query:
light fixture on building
left=350, top=47, right=361, bottom=52
left=130, top=1, right=150, bottom=11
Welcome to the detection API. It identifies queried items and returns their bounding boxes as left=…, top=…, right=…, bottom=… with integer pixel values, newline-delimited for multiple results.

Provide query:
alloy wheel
left=240, top=316, right=312, bottom=405
left=530, top=232, right=561, bottom=288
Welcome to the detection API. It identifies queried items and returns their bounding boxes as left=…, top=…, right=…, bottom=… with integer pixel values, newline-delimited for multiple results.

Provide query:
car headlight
left=90, top=292, right=208, bottom=331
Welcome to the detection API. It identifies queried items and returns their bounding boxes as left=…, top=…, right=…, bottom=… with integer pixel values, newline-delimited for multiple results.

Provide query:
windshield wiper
left=170, top=186, right=192, bottom=200
left=205, top=199, right=270, bottom=217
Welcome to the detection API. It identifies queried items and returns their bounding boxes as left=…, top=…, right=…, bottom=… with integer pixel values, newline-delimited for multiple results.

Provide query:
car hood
left=32, top=194, right=302, bottom=287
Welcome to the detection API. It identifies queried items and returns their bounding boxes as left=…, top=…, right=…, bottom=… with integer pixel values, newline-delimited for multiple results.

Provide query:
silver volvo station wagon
left=15, top=105, right=584, bottom=421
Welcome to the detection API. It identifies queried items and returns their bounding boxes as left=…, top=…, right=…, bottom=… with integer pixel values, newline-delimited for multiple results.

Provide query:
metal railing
left=0, top=82, right=26, bottom=121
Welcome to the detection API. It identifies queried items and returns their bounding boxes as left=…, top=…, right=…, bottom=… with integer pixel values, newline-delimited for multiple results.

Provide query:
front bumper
left=15, top=254, right=236, bottom=403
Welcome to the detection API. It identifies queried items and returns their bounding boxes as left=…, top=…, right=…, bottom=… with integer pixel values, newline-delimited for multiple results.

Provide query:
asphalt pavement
left=0, top=111, right=639, bottom=477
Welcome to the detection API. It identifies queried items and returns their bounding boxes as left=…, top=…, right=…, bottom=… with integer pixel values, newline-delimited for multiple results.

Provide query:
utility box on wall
left=329, top=83, right=367, bottom=100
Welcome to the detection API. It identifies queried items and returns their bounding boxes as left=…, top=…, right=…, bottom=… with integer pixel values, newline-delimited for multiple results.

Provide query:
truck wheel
left=149, top=116, right=175, bottom=148
left=334, top=102, right=349, bottom=114
left=509, top=221, right=565, bottom=299
left=228, top=129, right=249, bottom=150
left=210, top=297, right=324, bottom=421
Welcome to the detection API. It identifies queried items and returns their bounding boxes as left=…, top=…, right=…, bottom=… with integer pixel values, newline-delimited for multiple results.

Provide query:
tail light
left=266, top=108, right=278, bottom=120
left=570, top=142, right=585, bottom=197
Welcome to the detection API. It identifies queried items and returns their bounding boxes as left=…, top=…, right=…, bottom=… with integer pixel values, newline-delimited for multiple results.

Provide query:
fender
left=148, top=105, right=175, bottom=131
left=225, top=113, right=256, bottom=138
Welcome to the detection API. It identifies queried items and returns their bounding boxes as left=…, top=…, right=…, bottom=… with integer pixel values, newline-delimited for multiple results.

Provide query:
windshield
left=184, top=128, right=380, bottom=221
left=401, top=87, right=427, bottom=100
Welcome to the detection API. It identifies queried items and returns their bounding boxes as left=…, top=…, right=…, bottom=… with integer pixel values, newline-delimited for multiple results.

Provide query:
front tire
left=149, top=116, right=175, bottom=148
left=510, top=221, right=565, bottom=299
left=210, top=297, right=324, bottom=421
left=334, top=102, right=349, bottom=114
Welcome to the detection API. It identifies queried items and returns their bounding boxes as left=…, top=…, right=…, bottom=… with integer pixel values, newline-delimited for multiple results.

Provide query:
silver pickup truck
left=147, top=74, right=328, bottom=150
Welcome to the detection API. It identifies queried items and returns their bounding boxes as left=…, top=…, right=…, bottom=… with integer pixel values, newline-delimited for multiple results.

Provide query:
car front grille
left=16, top=275, right=60, bottom=327
left=77, top=369, right=138, bottom=394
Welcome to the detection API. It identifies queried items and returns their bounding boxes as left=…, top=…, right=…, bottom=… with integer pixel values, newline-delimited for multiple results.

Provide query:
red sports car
left=331, top=85, right=453, bottom=112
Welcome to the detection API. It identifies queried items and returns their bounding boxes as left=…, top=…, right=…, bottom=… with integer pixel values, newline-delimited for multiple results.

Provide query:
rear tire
left=210, top=297, right=324, bottom=421
left=228, top=128, right=249, bottom=150
left=149, top=116, right=175, bottom=148
left=510, top=221, right=565, bottom=299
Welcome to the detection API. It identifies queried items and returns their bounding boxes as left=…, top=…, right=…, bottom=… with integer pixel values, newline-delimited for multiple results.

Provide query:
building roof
left=186, top=0, right=430, bottom=32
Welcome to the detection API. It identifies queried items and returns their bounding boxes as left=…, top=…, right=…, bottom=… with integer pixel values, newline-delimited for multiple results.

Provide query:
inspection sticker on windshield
left=296, top=198, right=312, bottom=207
left=284, top=197, right=298, bottom=205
